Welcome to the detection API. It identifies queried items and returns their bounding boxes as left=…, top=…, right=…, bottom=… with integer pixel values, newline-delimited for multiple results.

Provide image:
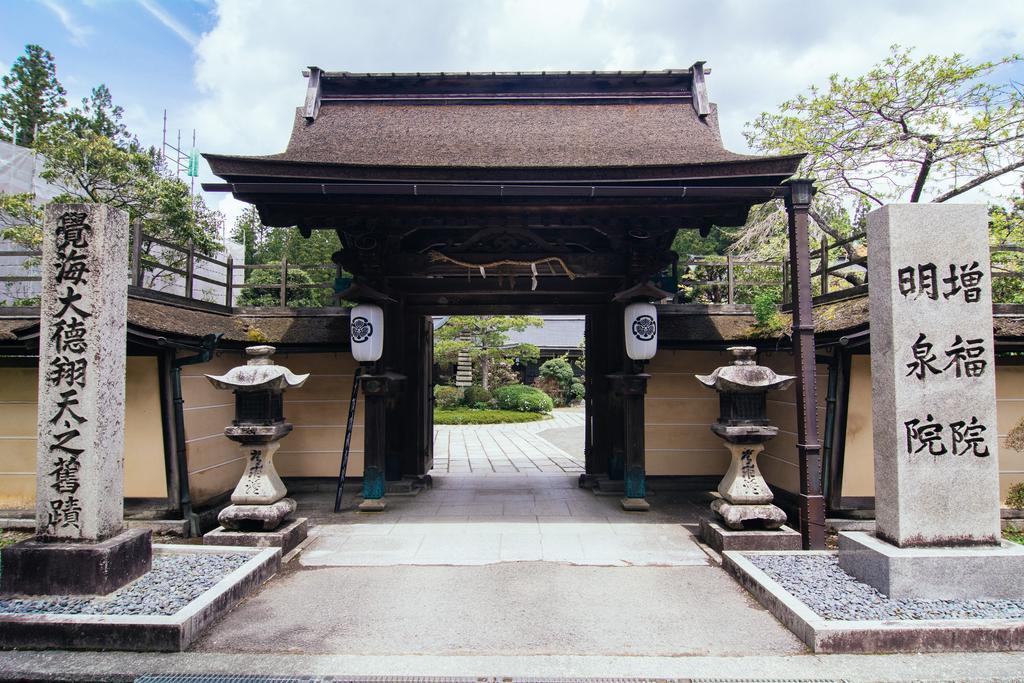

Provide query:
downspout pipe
left=821, top=350, right=840, bottom=509
left=159, top=333, right=222, bottom=537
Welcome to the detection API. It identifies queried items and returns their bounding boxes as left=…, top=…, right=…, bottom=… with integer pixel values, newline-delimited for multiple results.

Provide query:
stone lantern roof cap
left=205, top=345, right=310, bottom=392
left=695, top=346, right=795, bottom=394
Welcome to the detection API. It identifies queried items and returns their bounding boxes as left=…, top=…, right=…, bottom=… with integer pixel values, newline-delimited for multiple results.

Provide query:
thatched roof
left=264, top=103, right=756, bottom=169
left=205, top=68, right=802, bottom=181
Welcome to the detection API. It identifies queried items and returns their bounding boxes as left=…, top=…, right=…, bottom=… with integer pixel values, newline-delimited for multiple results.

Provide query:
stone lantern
left=695, top=346, right=802, bottom=551
left=202, top=345, right=310, bottom=552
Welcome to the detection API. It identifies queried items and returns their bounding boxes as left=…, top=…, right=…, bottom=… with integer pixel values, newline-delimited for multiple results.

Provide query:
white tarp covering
left=0, top=140, right=238, bottom=305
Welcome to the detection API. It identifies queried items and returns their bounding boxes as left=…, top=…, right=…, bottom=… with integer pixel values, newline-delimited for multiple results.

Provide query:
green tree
left=236, top=266, right=322, bottom=307
left=737, top=45, right=1024, bottom=296
left=230, top=206, right=275, bottom=266
left=230, top=207, right=339, bottom=305
left=61, top=85, right=131, bottom=147
left=0, top=44, right=66, bottom=146
left=0, top=193, right=43, bottom=248
left=990, top=192, right=1024, bottom=304
left=435, top=316, right=542, bottom=390
left=3, top=81, right=223, bottom=288
left=746, top=46, right=1024, bottom=208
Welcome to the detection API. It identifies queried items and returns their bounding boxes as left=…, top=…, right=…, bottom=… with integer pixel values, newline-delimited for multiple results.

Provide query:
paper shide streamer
left=428, top=251, right=577, bottom=291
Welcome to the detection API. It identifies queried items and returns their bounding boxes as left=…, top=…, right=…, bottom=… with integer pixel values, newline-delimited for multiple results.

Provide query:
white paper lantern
left=624, top=302, right=658, bottom=360
left=350, top=304, right=384, bottom=362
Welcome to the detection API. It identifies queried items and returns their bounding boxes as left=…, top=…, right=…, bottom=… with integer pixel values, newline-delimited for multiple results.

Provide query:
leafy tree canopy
left=230, top=206, right=340, bottom=305
left=0, top=44, right=66, bottom=146
left=1, top=47, right=223, bottom=295
left=746, top=45, right=1024, bottom=207
left=435, top=316, right=542, bottom=390
left=730, top=45, right=1024, bottom=295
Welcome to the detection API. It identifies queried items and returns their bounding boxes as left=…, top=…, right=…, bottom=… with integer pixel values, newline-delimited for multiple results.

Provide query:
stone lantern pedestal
left=696, top=347, right=802, bottom=552
left=202, top=346, right=310, bottom=555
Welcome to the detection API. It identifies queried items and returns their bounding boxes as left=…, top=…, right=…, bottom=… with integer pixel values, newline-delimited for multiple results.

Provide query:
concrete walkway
left=432, top=407, right=586, bottom=473
left=7, top=476, right=1024, bottom=679
left=8, top=651, right=1024, bottom=682
left=298, top=474, right=708, bottom=566
left=185, top=475, right=809, bottom=659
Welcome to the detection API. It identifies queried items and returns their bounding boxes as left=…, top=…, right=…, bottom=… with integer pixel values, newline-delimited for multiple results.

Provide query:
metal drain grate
left=134, top=677, right=846, bottom=683
left=135, top=677, right=320, bottom=683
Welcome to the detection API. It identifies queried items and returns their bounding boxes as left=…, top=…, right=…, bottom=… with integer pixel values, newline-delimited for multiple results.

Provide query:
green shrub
left=433, top=385, right=461, bottom=409
left=567, top=379, right=585, bottom=404
left=539, top=357, right=575, bottom=384
left=752, top=287, right=782, bottom=327
left=538, top=356, right=585, bottom=406
left=1005, top=523, right=1024, bottom=545
left=493, top=384, right=554, bottom=413
left=237, top=265, right=329, bottom=307
left=462, top=385, right=493, bottom=406
left=434, top=408, right=546, bottom=425
left=1007, top=482, right=1024, bottom=510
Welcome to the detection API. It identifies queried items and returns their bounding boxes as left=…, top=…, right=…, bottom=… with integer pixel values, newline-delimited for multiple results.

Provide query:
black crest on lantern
left=632, top=315, right=656, bottom=341
left=351, top=316, right=373, bottom=343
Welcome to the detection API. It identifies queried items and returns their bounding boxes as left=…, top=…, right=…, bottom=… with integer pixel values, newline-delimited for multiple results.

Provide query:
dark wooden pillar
left=785, top=179, right=825, bottom=549
left=399, top=310, right=434, bottom=479
left=584, top=310, right=610, bottom=479
left=608, top=365, right=650, bottom=511
left=358, top=368, right=404, bottom=511
left=383, top=299, right=405, bottom=481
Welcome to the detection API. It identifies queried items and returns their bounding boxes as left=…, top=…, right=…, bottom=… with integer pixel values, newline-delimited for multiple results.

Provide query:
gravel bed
left=0, top=552, right=250, bottom=616
left=748, top=553, right=1024, bottom=621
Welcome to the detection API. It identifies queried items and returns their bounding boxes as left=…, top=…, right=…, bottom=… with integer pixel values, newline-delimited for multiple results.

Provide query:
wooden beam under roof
left=303, top=66, right=323, bottom=121
left=691, top=61, right=710, bottom=118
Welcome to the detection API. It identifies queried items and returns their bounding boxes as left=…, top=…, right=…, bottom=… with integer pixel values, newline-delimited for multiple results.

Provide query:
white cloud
left=38, top=0, right=93, bottom=46
left=188, top=0, right=1024, bottom=200
left=137, top=0, right=199, bottom=47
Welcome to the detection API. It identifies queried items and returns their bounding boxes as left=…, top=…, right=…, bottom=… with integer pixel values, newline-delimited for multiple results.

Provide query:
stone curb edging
left=0, top=544, right=280, bottom=652
left=723, top=549, right=1024, bottom=653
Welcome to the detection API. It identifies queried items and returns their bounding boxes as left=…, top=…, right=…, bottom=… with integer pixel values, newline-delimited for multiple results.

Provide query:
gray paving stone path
left=296, top=473, right=709, bottom=567
left=432, top=407, right=585, bottom=473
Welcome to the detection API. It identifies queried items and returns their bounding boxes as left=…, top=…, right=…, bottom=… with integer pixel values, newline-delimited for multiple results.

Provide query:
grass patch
left=1004, top=524, right=1024, bottom=545
left=0, top=530, right=30, bottom=549
left=434, top=408, right=547, bottom=425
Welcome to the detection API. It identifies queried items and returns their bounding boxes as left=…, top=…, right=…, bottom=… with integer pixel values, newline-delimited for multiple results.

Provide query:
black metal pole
left=334, top=366, right=363, bottom=512
left=785, top=179, right=825, bottom=550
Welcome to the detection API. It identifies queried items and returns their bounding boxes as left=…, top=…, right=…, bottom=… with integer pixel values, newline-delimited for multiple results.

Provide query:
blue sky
left=1, top=1, right=212, bottom=152
left=3, top=0, right=1024, bottom=223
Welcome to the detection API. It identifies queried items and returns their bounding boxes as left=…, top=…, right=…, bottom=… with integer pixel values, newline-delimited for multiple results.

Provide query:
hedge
left=493, top=384, right=554, bottom=413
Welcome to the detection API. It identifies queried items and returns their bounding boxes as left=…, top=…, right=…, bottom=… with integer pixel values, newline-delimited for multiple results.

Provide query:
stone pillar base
left=699, top=518, right=802, bottom=552
left=0, top=528, right=152, bottom=596
left=712, top=498, right=787, bottom=530
left=838, top=531, right=1024, bottom=600
left=358, top=498, right=387, bottom=512
left=204, top=517, right=308, bottom=555
left=218, top=498, right=296, bottom=532
left=620, top=497, right=650, bottom=511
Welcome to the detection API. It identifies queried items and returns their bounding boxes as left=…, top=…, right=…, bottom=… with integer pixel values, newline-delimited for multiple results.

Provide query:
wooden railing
left=676, top=232, right=870, bottom=305
left=5, top=225, right=1024, bottom=308
left=0, top=221, right=340, bottom=308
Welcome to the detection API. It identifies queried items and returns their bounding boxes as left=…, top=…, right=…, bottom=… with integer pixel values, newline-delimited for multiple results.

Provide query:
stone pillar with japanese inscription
left=36, top=204, right=129, bottom=541
left=1, top=204, right=152, bottom=596
left=868, top=203, right=999, bottom=546
left=838, top=203, right=1024, bottom=600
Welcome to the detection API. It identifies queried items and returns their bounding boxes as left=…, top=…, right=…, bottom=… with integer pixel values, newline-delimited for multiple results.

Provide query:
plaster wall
left=841, top=354, right=1024, bottom=503
left=643, top=349, right=825, bottom=490
left=0, top=356, right=166, bottom=509
left=180, top=350, right=363, bottom=507
left=755, top=352, right=829, bottom=494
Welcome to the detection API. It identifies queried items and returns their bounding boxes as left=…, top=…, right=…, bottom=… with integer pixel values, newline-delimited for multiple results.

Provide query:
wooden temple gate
left=204, top=68, right=825, bottom=548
